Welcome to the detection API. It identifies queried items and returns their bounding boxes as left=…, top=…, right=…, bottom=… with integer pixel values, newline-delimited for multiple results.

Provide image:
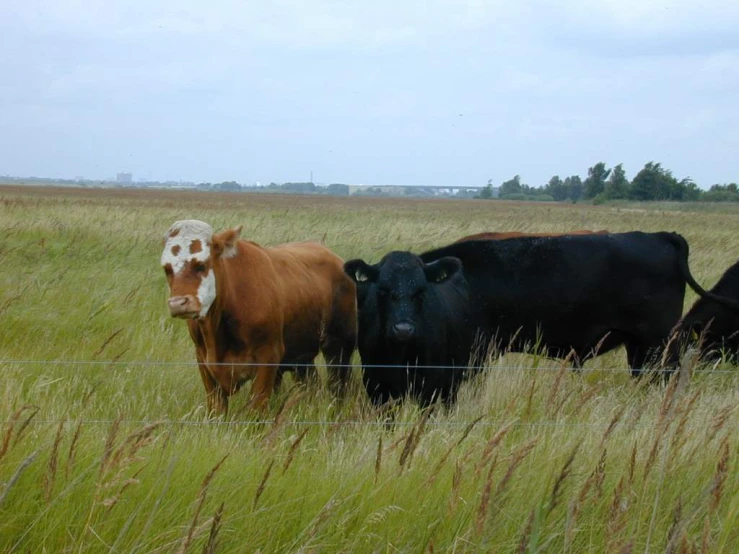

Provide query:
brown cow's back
left=170, top=227, right=356, bottom=415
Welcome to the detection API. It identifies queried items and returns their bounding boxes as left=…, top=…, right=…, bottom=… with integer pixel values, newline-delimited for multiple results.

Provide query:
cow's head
left=345, top=251, right=462, bottom=343
left=161, top=219, right=242, bottom=319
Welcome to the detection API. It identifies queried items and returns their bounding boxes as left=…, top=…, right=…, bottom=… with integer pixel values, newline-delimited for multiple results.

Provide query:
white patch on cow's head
left=197, top=269, right=217, bottom=317
left=161, top=220, right=213, bottom=273
left=162, top=219, right=218, bottom=317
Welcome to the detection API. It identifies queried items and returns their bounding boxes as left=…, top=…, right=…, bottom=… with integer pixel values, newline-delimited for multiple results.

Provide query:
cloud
left=0, top=1, right=737, bottom=186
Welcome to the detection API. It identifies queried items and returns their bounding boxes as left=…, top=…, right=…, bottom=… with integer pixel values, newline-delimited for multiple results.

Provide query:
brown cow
left=161, top=219, right=357, bottom=415
left=454, top=229, right=609, bottom=243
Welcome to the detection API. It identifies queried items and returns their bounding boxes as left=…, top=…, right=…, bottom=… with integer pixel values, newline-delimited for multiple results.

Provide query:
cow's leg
left=321, top=282, right=357, bottom=398
left=274, top=366, right=285, bottom=392
left=191, top=327, right=228, bottom=416
left=197, top=361, right=228, bottom=416
left=626, top=339, right=670, bottom=381
left=321, top=339, right=354, bottom=397
left=277, top=357, right=317, bottom=390
left=246, top=343, right=284, bottom=412
left=293, top=357, right=317, bottom=386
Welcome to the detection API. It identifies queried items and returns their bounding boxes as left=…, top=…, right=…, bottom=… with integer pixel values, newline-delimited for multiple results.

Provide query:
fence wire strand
left=1, top=358, right=736, bottom=373
left=1, top=358, right=736, bottom=429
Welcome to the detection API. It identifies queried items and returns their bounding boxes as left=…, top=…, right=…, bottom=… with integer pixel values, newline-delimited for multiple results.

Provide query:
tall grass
left=1, top=185, right=738, bottom=552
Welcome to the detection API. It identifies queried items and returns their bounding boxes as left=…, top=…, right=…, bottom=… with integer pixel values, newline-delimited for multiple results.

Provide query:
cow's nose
left=392, top=322, right=416, bottom=341
left=168, top=295, right=198, bottom=318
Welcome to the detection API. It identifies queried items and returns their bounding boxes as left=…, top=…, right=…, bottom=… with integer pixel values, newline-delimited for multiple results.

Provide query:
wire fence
left=0, top=418, right=665, bottom=429
left=1, top=357, right=736, bottom=430
left=1, top=358, right=737, bottom=373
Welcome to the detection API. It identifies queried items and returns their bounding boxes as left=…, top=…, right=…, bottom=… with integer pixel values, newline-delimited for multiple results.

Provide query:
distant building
left=116, top=172, right=133, bottom=185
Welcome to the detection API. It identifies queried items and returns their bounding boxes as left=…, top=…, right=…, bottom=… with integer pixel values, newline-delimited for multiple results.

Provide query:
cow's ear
left=344, top=259, right=378, bottom=284
left=212, top=225, right=242, bottom=258
left=424, top=257, right=462, bottom=284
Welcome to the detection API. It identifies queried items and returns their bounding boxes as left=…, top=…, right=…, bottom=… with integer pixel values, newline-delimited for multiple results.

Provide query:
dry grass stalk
left=399, top=407, right=435, bottom=473
left=93, top=328, right=124, bottom=357
left=491, top=439, right=538, bottom=508
left=2, top=405, right=37, bottom=460
left=426, top=415, right=483, bottom=486
left=98, top=423, right=161, bottom=511
left=202, top=502, right=225, bottom=554
left=679, top=532, right=698, bottom=554
left=282, top=429, right=309, bottom=475
left=567, top=447, right=606, bottom=544
left=627, top=442, right=637, bottom=486
left=99, top=414, right=123, bottom=478
left=43, top=420, right=65, bottom=504
left=261, top=388, right=307, bottom=446
left=670, top=389, right=701, bottom=455
left=548, top=442, right=580, bottom=515
left=447, top=460, right=465, bottom=515
left=570, top=383, right=602, bottom=416
left=0, top=449, right=39, bottom=505
left=709, top=436, right=729, bottom=513
left=606, top=475, right=628, bottom=548
left=516, top=508, right=536, bottom=553
left=179, top=454, right=229, bottom=554
left=554, top=387, right=576, bottom=416
left=374, top=435, right=382, bottom=484
left=656, top=371, right=680, bottom=430
left=105, top=422, right=161, bottom=479
left=11, top=405, right=40, bottom=448
left=700, top=515, right=710, bottom=553
left=302, top=497, right=337, bottom=545
left=253, top=459, right=274, bottom=509
left=600, top=405, right=626, bottom=449
left=625, top=398, right=650, bottom=433
left=665, top=496, right=684, bottom=554
left=545, top=357, right=571, bottom=416
left=475, top=419, right=517, bottom=477
left=398, top=428, right=416, bottom=472
left=102, top=466, right=146, bottom=512
left=522, top=373, right=538, bottom=420
left=706, top=405, right=734, bottom=445
left=643, top=431, right=666, bottom=483
left=65, top=420, right=84, bottom=480
left=475, top=453, right=498, bottom=535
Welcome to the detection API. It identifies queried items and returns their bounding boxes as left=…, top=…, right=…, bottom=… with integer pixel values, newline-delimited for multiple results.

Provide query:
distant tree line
left=478, top=161, right=739, bottom=203
left=197, top=181, right=351, bottom=195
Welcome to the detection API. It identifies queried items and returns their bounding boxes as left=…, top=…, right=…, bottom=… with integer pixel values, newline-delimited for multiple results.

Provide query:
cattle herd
left=161, top=219, right=739, bottom=415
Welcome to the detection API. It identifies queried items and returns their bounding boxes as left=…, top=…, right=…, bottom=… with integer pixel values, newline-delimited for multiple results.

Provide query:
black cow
left=415, top=231, right=739, bottom=377
left=667, top=260, right=739, bottom=365
left=344, top=251, right=477, bottom=406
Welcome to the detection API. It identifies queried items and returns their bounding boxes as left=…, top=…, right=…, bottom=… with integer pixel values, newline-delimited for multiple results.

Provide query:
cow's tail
left=668, top=233, right=739, bottom=313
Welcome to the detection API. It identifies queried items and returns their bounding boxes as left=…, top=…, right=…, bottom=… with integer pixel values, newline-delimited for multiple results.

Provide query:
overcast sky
left=1, top=1, right=738, bottom=187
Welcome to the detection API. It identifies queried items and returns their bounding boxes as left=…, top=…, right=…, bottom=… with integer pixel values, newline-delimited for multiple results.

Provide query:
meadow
left=1, top=184, right=738, bottom=553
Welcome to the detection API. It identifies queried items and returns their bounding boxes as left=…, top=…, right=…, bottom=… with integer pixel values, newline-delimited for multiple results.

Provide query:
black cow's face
left=345, top=251, right=462, bottom=343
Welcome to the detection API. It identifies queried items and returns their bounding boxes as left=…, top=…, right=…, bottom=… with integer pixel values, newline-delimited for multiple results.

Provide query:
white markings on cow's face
left=161, top=220, right=217, bottom=317
left=197, top=269, right=216, bottom=317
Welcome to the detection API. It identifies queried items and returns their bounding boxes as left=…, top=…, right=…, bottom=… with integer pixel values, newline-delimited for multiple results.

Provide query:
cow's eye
left=163, top=265, right=173, bottom=276
left=194, top=263, right=207, bottom=273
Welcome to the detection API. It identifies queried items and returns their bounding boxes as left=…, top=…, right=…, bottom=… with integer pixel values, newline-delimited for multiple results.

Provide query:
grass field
left=1, top=184, right=738, bottom=553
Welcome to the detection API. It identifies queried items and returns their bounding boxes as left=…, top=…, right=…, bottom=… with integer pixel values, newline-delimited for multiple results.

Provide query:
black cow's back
left=421, top=232, right=691, bottom=372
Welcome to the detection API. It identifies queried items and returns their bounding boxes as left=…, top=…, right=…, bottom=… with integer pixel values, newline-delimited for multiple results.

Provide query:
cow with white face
left=161, top=220, right=219, bottom=319
left=161, top=219, right=358, bottom=415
